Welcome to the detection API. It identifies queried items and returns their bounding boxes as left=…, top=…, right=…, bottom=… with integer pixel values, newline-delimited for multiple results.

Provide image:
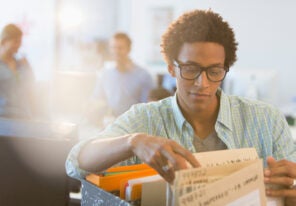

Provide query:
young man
left=66, top=10, right=296, bottom=204
left=92, top=32, right=154, bottom=116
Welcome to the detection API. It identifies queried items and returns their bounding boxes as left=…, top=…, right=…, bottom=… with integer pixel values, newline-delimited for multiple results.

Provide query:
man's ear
left=168, top=65, right=176, bottom=77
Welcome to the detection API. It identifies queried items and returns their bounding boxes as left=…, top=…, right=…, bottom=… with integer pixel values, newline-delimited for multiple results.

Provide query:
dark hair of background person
left=148, top=87, right=172, bottom=102
left=0, top=24, right=22, bottom=41
left=161, top=9, right=238, bottom=68
left=112, top=32, right=132, bottom=49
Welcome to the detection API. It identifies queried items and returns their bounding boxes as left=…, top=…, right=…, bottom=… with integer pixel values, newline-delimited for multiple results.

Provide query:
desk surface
left=0, top=117, right=77, bottom=140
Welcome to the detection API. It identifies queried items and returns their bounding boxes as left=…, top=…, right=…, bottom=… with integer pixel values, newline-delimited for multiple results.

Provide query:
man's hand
left=129, top=133, right=200, bottom=183
left=264, top=156, right=296, bottom=205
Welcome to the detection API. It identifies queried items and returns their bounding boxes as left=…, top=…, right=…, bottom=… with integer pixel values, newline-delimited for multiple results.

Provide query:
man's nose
left=193, top=71, right=209, bottom=87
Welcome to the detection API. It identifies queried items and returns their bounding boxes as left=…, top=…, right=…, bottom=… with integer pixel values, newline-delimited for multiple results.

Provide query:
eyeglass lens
left=179, top=64, right=226, bottom=81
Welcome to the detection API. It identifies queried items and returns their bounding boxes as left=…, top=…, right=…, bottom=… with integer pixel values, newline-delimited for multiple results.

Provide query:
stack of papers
left=169, top=148, right=284, bottom=206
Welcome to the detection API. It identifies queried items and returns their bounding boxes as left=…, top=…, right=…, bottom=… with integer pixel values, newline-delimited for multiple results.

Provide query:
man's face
left=3, top=36, right=22, bottom=55
left=168, top=42, right=225, bottom=113
left=109, top=38, right=130, bottom=62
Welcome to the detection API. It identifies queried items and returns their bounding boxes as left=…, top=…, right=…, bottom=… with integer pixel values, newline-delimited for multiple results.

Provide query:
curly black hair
left=161, top=9, right=238, bottom=68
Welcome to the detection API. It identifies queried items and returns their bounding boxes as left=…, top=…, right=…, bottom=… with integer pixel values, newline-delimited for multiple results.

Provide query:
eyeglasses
left=174, top=60, right=228, bottom=82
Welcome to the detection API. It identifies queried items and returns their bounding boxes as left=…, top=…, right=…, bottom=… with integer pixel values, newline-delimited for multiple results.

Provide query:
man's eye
left=183, top=69, right=199, bottom=74
left=181, top=65, right=199, bottom=71
left=208, top=68, right=224, bottom=76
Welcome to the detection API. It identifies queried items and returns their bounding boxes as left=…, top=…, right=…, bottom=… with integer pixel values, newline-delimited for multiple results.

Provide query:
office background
left=0, top=0, right=295, bottom=108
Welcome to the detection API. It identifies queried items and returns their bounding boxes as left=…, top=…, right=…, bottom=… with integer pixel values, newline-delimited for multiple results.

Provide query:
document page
left=193, top=148, right=258, bottom=167
left=169, top=148, right=270, bottom=206
left=177, top=159, right=266, bottom=206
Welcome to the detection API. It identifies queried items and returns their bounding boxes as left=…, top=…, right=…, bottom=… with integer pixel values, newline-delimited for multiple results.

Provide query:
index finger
left=171, top=142, right=200, bottom=168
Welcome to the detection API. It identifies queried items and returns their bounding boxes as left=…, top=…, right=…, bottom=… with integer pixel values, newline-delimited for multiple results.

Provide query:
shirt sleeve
left=65, top=139, right=94, bottom=180
left=270, top=107, right=296, bottom=162
left=65, top=104, right=149, bottom=180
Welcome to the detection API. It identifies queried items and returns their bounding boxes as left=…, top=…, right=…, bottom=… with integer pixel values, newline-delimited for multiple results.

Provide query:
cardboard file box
left=81, top=179, right=167, bottom=206
left=81, top=179, right=130, bottom=206
left=84, top=164, right=167, bottom=206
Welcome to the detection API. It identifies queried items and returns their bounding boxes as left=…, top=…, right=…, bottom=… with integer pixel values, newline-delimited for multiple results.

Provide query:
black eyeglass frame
left=173, top=60, right=229, bottom=82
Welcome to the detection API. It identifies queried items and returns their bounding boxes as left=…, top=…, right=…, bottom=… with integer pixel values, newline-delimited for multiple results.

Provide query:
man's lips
left=189, top=92, right=210, bottom=96
left=188, top=92, right=210, bottom=101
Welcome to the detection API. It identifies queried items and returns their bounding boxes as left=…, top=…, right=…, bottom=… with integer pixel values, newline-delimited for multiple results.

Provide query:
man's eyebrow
left=179, top=60, right=223, bottom=67
left=178, top=60, right=199, bottom=65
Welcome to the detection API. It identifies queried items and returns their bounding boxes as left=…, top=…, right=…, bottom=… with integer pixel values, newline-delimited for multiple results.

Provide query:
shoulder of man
left=225, top=93, right=282, bottom=117
left=126, top=97, right=173, bottom=115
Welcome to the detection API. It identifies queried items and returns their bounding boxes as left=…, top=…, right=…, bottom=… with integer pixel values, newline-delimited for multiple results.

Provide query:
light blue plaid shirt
left=66, top=89, right=296, bottom=179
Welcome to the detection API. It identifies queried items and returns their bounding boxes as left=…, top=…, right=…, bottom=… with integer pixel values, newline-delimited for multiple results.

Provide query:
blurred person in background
left=0, top=24, right=38, bottom=119
left=147, top=73, right=174, bottom=102
left=87, top=32, right=154, bottom=124
left=148, top=87, right=172, bottom=102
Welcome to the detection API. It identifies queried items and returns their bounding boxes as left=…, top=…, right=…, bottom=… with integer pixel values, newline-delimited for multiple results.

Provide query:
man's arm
left=262, top=106, right=296, bottom=205
left=78, top=134, right=134, bottom=173
left=77, top=133, right=200, bottom=183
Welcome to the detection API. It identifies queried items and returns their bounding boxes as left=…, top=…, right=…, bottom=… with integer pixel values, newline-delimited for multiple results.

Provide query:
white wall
left=202, top=0, right=296, bottom=106
left=55, top=0, right=118, bottom=71
left=120, top=0, right=296, bottom=106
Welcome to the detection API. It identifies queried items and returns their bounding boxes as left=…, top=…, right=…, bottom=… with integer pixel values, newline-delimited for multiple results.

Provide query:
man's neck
left=0, top=50, right=14, bottom=62
left=0, top=51, right=17, bottom=71
left=192, top=103, right=218, bottom=125
left=180, top=95, right=220, bottom=137
left=116, top=58, right=132, bottom=72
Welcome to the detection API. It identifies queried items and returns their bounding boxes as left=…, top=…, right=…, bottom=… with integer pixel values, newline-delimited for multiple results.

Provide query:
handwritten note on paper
left=168, top=148, right=267, bottom=206
left=173, top=160, right=259, bottom=202
left=193, top=148, right=258, bottom=167
left=178, top=159, right=266, bottom=206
